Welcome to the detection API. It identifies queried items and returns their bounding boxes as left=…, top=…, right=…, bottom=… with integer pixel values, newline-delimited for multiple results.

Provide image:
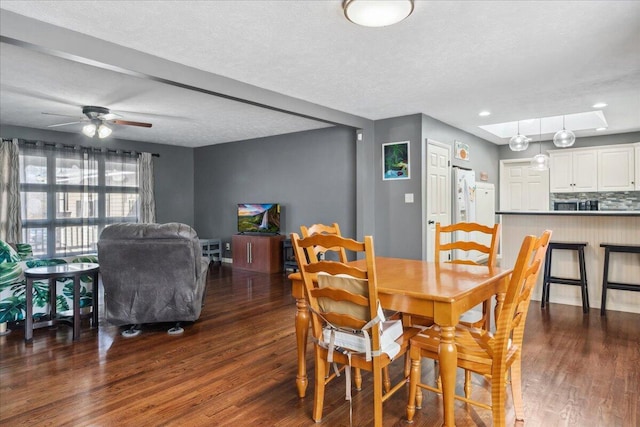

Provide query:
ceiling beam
left=0, top=10, right=373, bottom=130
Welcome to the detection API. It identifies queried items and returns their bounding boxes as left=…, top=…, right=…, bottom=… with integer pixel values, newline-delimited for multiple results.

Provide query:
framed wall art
left=455, top=140, right=470, bottom=161
left=382, top=141, right=410, bottom=181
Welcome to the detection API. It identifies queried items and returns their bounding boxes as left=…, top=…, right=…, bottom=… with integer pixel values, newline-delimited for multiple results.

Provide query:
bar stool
left=541, top=241, right=589, bottom=313
left=600, top=243, right=640, bottom=316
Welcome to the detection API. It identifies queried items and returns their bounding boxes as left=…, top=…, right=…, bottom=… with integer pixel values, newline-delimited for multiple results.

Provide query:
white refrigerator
left=454, top=167, right=476, bottom=223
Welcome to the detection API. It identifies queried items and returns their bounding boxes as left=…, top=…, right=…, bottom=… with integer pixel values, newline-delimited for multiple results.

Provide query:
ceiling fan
left=43, top=106, right=152, bottom=138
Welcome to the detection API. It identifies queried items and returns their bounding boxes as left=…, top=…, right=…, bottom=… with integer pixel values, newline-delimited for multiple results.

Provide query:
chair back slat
left=305, top=261, right=367, bottom=279
left=300, top=223, right=348, bottom=263
left=436, top=222, right=500, bottom=267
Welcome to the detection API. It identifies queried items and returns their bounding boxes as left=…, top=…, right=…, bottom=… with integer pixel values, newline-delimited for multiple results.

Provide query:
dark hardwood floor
left=1, top=264, right=638, bottom=426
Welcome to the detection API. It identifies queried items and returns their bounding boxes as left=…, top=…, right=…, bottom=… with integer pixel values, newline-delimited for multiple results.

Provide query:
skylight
left=479, top=111, right=608, bottom=141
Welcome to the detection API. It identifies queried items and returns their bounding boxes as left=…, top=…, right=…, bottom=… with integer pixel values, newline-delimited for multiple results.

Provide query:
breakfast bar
left=498, top=211, right=640, bottom=314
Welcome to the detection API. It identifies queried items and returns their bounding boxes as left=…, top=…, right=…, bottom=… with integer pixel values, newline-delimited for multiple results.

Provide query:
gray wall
left=374, top=115, right=423, bottom=258
left=1, top=125, right=195, bottom=226
left=498, top=131, right=640, bottom=160
left=373, top=114, right=500, bottom=259
left=193, top=126, right=357, bottom=258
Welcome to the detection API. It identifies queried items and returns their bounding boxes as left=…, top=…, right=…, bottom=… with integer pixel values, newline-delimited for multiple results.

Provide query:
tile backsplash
left=551, top=191, right=640, bottom=210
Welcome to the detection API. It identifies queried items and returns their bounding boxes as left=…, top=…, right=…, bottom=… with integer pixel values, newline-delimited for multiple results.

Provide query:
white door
left=423, top=139, right=451, bottom=261
left=500, top=160, right=549, bottom=211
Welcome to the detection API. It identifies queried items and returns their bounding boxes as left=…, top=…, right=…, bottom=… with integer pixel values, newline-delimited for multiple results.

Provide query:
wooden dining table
left=289, top=256, right=512, bottom=427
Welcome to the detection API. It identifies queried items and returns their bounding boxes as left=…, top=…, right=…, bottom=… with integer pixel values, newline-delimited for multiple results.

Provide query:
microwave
left=554, top=202, right=578, bottom=211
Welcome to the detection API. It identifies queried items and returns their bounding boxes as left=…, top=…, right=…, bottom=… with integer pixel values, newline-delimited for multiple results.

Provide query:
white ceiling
left=1, top=1, right=639, bottom=148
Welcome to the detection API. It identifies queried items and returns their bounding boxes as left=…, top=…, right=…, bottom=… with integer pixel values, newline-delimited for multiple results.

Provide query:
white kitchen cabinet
left=598, top=145, right=635, bottom=191
left=636, top=144, right=640, bottom=190
left=549, top=149, right=598, bottom=193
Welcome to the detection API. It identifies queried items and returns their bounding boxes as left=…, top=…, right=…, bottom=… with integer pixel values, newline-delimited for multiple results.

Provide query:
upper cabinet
left=549, top=149, right=598, bottom=192
left=549, top=143, right=638, bottom=193
left=598, top=145, right=636, bottom=191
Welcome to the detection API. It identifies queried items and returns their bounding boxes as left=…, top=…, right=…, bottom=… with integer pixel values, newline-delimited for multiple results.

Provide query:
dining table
left=289, top=256, right=512, bottom=427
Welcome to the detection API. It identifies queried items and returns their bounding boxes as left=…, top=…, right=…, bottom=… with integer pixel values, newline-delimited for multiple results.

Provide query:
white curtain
left=0, top=138, right=22, bottom=242
left=138, top=152, right=156, bottom=223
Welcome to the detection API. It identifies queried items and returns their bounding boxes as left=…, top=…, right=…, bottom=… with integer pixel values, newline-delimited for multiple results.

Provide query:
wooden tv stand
left=232, top=234, right=284, bottom=273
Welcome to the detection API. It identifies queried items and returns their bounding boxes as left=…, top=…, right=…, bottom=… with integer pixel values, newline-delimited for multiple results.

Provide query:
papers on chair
left=322, top=319, right=403, bottom=358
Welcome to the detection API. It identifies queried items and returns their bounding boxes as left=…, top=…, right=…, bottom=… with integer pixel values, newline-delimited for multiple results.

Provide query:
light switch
left=405, top=193, right=414, bottom=203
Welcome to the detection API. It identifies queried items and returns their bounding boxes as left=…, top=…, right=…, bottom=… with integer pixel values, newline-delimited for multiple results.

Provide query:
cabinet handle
left=247, top=242, right=251, bottom=264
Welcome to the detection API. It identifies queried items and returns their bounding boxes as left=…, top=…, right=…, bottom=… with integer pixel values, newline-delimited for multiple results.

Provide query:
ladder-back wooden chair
left=291, top=232, right=420, bottom=427
left=300, top=223, right=348, bottom=263
left=406, top=230, right=552, bottom=427
left=436, top=221, right=501, bottom=329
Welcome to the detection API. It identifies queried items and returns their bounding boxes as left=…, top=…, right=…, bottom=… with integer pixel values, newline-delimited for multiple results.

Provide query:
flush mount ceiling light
left=592, top=102, right=608, bottom=108
left=479, top=111, right=491, bottom=117
left=343, top=0, right=414, bottom=27
left=509, top=121, right=530, bottom=151
left=553, top=115, right=576, bottom=148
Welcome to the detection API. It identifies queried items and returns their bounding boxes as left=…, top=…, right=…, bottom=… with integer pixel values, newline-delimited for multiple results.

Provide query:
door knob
left=428, top=220, right=435, bottom=225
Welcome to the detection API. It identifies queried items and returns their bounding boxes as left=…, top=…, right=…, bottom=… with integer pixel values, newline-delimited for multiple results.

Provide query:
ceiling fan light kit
left=343, top=0, right=414, bottom=27
left=82, top=123, right=97, bottom=138
left=97, top=124, right=112, bottom=138
left=47, top=105, right=152, bottom=139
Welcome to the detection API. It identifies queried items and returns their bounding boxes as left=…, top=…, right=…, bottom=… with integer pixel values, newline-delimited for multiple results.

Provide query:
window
left=19, top=144, right=140, bottom=257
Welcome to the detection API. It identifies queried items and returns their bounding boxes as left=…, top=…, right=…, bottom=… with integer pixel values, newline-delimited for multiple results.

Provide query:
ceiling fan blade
left=101, top=113, right=122, bottom=120
left=42, top=112, right=82, bottom=119
left=111, top=119, right=152, bottom=128
left=47, top=121, right=83, bottom=128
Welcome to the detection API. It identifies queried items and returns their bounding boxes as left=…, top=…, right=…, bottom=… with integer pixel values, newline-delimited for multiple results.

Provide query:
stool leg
left=579, top=247, right=589, bottom=314
left=541, top=248, right=553, bottom=308
left=601, top=248, right=610, bottom=316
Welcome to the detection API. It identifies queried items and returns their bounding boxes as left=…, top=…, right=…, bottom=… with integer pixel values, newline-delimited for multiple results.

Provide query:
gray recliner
left=98, top=223, right=210, bottom=333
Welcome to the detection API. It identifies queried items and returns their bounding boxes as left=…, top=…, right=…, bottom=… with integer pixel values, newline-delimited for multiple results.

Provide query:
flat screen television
left=237, top=203, right=281, bottom=234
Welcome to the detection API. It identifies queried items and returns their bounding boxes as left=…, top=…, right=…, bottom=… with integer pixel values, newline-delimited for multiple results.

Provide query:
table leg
left=92, top=272, right=99, bottom=328
left=25, top=278, right=34, bottom=343
left=295, top=296, right=309, bottom=398
left=49, top=277, right=57, bottom=319
left=439, top=325, right=457, bottom=427
left=73, top=275, right=81, bottom=340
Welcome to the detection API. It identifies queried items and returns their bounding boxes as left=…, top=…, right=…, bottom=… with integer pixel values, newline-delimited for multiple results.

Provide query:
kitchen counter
left=497, top=210, right=640, bottom=216
left=498, top=212, right=639, bottom=314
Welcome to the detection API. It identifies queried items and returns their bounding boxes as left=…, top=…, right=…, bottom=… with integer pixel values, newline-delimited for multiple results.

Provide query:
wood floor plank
left=1, top=265, right=638, bottom=426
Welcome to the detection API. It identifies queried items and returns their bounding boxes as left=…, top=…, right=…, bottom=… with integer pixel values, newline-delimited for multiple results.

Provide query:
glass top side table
left=23, top=262, right=100, bottom=343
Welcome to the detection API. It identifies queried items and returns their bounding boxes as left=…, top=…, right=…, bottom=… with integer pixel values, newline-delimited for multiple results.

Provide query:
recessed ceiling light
left=596, top=127, right=607, bottom=131
left=592, top=102, right=608, bottom=108
left=479, top=111, right=491, bottom=117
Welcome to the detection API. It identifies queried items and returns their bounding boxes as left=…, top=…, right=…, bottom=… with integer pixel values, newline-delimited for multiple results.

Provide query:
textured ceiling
left=1, top=1, right=639, bottom=148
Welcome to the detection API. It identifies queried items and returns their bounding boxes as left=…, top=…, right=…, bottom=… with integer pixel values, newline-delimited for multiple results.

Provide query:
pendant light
left=530, top=119, right=550, bottom=171
left=509, top=120, right=529, bottom=151
left=553, top=115, right=575, bottom=147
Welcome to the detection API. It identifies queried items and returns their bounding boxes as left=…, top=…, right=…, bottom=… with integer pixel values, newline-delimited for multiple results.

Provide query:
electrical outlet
left=225, top=242, right=230, bottom=250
